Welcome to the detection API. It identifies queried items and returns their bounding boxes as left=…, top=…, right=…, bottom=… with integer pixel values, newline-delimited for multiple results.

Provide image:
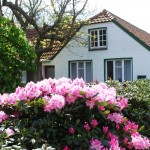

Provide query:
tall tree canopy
left=0, top=16, right=36, bottom=93
left=1, top=0, right=89, bottom=81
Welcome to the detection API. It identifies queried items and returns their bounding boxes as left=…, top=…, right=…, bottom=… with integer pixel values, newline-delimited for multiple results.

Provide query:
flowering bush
left=0, top=77, right=149, bottom=149
left=106, top=79, right=150, bottom=137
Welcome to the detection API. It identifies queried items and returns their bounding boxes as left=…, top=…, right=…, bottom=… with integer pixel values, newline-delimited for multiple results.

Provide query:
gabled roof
left=26, top=29, right=66, bottom=61
left=27, top=9, right=150, bottom=61
left=89, top=9, right=150, bottom=50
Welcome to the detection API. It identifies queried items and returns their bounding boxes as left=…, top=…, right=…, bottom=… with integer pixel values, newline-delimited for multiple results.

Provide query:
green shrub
left=106, top=79, right=150, bottom=137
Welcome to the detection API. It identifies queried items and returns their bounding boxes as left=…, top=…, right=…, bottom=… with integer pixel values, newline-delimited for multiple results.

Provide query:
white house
left=41, top=9, right=150, bottom=82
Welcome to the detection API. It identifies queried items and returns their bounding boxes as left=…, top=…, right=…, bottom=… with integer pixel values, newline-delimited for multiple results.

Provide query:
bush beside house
left=106, top=79, right=150, bottom=138
left=0, top=78, right=150, bottom=149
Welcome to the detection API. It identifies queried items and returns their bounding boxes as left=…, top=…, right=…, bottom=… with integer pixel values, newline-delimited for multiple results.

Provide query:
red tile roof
left=26, top=9, right=150, bottom=61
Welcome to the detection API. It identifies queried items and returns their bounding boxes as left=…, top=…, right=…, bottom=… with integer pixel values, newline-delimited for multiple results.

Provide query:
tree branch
left=3, top=0, right=39, bottom=32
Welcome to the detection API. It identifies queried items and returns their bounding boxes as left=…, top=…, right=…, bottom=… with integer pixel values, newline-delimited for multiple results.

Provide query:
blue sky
left=88, top=0, right=150, bottom=33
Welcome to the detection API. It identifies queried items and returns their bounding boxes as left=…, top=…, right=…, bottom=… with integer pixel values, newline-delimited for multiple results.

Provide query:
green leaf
left=79, top=91, right=85, bottom=96
left=103, top=110, right=110, bottom=115
left=96, top=101, right=108, bottom=107
left=138, top=125, right=145, bottom=132
left=123, top=117, right=127, bottom=123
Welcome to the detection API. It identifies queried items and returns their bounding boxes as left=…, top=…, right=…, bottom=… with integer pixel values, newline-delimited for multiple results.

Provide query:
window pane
left=115, top=61, right=122, bottom=67
left=95, top=42, right=98, bottom=47
left=78, top=62, right=84, bottom=68
left=99, top=30, right=102, bottom=35
left=100, top=36, right=102, bottom=40
left=86, top=62, right=92, bottom=82
left=78, top=69, right=84, bottom=79
left=107, top=61, right=113, bottom=80
left=103, top=41, right=106, bottom=46
left=100, top=41, right=102, bottom=46
left=103, top=29, right=106, bottom=34
left=124, top=60, right=131, bottom=81
left=90, top=30, right=98, bottom=48
left=103, top=35, right=106, bottom=40
left=115, top=68, right=122, bottom=81
left=71, top=63, right=77, bottom=79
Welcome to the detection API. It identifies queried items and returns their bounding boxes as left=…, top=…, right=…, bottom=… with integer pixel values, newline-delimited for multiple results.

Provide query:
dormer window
left=89, top=28, right=107, bottom=50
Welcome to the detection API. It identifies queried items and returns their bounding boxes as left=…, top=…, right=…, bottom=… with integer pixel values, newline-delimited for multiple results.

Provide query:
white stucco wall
left=42, top=21, right=150, bottom=81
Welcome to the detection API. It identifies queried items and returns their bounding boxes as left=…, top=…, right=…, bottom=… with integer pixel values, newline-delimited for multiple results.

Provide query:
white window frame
left=105, top=59, right=132, bottom=81
left=89, top=28, right=107, bottom=49
left=70, top=61, right=92, bottom=82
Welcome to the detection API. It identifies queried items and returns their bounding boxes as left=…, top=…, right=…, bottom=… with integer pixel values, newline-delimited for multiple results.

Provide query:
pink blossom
left=116, top=124, right=120, bottom=130
left=86, top=99, right=96, bottom=109
left=44, top=94, right=65, bottom=112
left=84, top=123, right=90, bottom=131
left=5, top=128, right=15, bottom=137
left=123, top=120, right=138, bottom=133
left=65, top=94, right=77, bottom=104
left=36, top=78, right=54, bottom=95
left=0, top=93, right=17, bottom=105
left=107, top=132, right=112, bottom=139
left=71, top=84, right=83, bottom=98
left=63, top=146, right=70, bottom=150
left=0, top=111, right=8, bottom=122
left=69, top=127, right=75, bottom=135
left=90, top=119, right=98, bottom=128
left=72, top=78, right=85, bottom=87
left=103, top=126, right=108, bottom=134
left=131, top=132, right=150, bottom=150
left=107, top=113, right=123, bottom=124
left=127, top=141, right=133, bottom=149
left=109, top=136, right=120, bottom=150
left=90, top=138, right=104, bottom=150
left=117, top=97, right=128, bottom=110
left=99, top=105, right=105, bottom=111
left=55, top=82, right=72, bottom=95
left=122, top=137, right=128, bottom=144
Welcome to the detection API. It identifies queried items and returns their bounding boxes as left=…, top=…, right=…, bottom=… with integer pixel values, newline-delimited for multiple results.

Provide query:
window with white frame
left=90, top=28, right=107, bottom=49
left=70, top=61, right=92, bottom=82
left=105, top=59, right=132, bottom=81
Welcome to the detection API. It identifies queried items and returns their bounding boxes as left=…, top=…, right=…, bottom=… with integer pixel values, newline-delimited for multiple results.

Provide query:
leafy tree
left=1, top=0, right=89, bottom=81
left=0, top=16, right=36, bottom=93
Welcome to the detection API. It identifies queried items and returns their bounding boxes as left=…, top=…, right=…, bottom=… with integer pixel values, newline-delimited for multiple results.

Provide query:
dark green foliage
left=0, top=16, right=36, bottom=93
left=106, top=79, right=150, bottom=137
left=0, top=97, right=129, bottom=149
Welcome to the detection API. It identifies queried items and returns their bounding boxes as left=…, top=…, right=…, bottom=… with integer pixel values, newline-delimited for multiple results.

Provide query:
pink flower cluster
left=107, top=113, right=123, bottom=124
left=84, top=119, right=98, bottom=131
left=124, top=120, right=138, bottom=133
left=131, top=132, right=150, bottom=149
left=90, top=119, right=98, bottom=127
left=69, top=127, right=75, bottom=135
left=90, top=138, right=105, bottom=150
left=44, top=94, right=65, bottom=112
left=84, top=123, right=91, bottom=131
left=0, top=111, right=8, bottom=123
left=0, top=77, right=128, bottom=111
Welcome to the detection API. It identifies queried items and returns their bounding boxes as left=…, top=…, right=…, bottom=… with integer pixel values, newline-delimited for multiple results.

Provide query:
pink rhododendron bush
left=0, top=77, right=149, bottom=149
